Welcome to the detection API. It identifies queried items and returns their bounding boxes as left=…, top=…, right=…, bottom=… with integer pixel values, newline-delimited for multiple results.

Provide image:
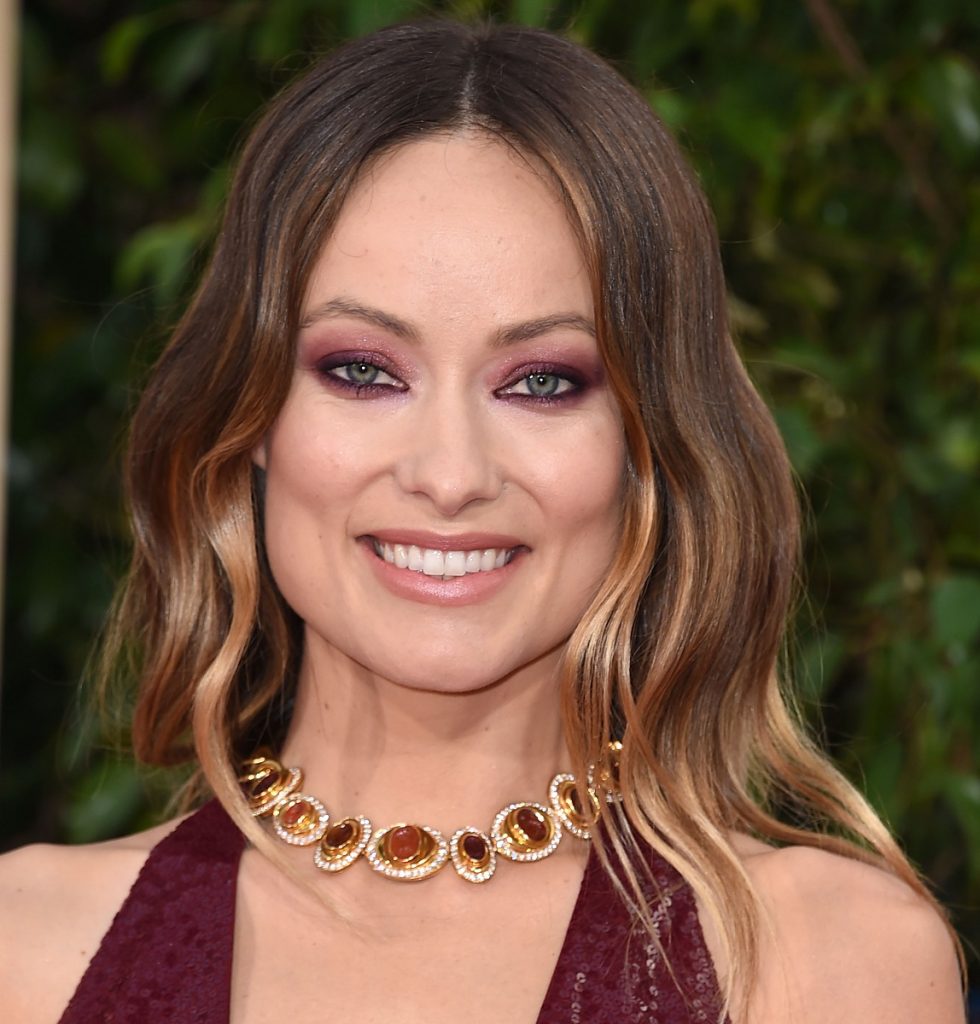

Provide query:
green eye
left=346, top=362, right=380, bottom=385
left=525, top=373, right=561, bottom=397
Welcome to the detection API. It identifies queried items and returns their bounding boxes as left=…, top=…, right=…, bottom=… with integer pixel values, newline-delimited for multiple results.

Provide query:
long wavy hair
left=101, top=18, right=954, bottom=1016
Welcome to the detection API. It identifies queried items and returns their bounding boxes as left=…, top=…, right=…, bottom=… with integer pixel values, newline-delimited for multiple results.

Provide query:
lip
left=364, top=528, right=526, bottom=552
left=359, top=536, right=526, bottom=607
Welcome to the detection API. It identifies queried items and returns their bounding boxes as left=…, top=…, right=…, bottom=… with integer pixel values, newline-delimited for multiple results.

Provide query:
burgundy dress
left=58, top=800, right=729, bottom=1023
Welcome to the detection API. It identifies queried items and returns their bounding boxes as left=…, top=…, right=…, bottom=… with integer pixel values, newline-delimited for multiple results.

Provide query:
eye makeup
left=301, top=332, right=606, bottom=406
left=311, top=350, right=409, bottom=398
left=495, top=361, right=592, bottom=405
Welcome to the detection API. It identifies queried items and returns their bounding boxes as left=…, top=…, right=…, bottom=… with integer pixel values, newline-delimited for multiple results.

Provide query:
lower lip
left=360, top=540, right=525, bottom=607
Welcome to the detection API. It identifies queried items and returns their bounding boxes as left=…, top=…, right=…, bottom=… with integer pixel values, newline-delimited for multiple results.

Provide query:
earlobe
left=252, top=439, right=268, bottom=470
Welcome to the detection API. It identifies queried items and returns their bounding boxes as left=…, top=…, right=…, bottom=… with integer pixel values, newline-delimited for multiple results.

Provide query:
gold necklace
left=239, top=743, right=622, bottom=884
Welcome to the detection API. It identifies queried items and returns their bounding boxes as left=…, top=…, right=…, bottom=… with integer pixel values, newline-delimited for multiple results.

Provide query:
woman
left=0, top=19, right=964, bottom=1024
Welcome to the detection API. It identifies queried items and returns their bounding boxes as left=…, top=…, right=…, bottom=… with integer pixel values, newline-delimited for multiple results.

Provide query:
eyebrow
left=299, top=297, right=596, bottom=346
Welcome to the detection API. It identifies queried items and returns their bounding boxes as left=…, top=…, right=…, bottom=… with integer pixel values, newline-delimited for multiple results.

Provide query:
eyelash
left=317, top=356, right=406, bottom=397
left=314, top=356, right=586, bottom=404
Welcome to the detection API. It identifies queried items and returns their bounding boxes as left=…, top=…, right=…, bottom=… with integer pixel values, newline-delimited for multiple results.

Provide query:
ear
left=252, top=438, right=268, bottom=470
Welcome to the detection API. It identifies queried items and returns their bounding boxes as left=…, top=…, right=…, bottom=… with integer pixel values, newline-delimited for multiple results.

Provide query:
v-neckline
left=59, top=801, right=727, bottom=1024
left=532, top=838, right=602, bottom=1022
left=226, top=808, right=603, bottom=1024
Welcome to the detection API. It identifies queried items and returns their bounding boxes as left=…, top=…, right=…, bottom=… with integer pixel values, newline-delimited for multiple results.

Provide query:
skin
left=0, top=135, right=965, bottom=1024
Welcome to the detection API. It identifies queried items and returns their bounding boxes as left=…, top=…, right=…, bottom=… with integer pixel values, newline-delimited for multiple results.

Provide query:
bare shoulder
left=0, top=816, right=186, bottom=1024
left=736, top=839, right=965, bottom=1024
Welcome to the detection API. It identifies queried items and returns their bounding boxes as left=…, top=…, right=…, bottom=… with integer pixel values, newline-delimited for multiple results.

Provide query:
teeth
left=422, top=549, right=444, bottom=576
left=373, top=540, right=516, bottom=577
left=444, top=551, right=467, bottom=577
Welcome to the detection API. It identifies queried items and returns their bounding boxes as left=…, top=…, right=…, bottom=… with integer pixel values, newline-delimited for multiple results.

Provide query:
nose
left=393, top=392, right=504, bottom=516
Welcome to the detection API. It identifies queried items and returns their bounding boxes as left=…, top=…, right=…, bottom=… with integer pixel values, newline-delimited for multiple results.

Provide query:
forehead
left=303, top=133, right=593, bottom=328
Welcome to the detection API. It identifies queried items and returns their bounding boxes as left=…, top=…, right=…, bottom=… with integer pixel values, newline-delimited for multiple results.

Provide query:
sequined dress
left=57, top=800, right=729, bottom=1023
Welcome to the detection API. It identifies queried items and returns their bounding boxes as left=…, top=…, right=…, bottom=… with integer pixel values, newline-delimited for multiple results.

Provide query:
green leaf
left=101, top=14, right=158, bottom=84
left=774, top=405, right=824, bottom=476
left=116, top=216, right=206, bottom=304
left=930, top=576, right=980, bottom=647
left=797, top=630, right=845, bottom=702
left=65, top=760, right=146, bottom=844
left=510, top=0, right=553, bottom=26
left=150, top=24, right=217, bottom=100
left=18, top=113, right=84, bottom=211
left=346, top=0, right=419, bottom=37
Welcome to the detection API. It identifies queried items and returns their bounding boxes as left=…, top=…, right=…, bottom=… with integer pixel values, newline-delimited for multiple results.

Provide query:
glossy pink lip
left=364, top=528, right=526, bottom=552
left=359, top=537, right=526, bottom=607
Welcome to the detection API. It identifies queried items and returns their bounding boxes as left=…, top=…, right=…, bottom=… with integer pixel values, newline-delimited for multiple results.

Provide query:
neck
left=279, top=633, right=570, bottom=833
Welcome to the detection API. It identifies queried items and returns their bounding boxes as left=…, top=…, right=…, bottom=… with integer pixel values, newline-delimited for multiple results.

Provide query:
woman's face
left=258, top=134, right=626, bottom=693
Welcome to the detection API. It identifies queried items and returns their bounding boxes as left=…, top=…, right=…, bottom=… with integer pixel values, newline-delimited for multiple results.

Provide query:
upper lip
left=364, top=529, right=526, bottom=551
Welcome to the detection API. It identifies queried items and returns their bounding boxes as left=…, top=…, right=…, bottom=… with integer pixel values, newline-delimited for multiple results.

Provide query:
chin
left=365, top=648, right=542, bottom=695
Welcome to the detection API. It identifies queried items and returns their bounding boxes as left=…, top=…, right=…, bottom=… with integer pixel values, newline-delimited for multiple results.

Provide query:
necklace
left=239, top=743, right=622, bottom=884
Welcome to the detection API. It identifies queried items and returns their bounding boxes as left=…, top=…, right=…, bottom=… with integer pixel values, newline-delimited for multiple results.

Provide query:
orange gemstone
left=386, top=825, right=422, bottom=862
left=282, top=800, right=312, bottom=828
left=462, top=833, right=487, bottom=862
left=516, top=807, right=548, bottom=842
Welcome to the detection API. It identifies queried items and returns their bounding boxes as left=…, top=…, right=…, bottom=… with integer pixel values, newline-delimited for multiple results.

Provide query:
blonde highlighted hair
left=101, top=19, right=956, bottom=1018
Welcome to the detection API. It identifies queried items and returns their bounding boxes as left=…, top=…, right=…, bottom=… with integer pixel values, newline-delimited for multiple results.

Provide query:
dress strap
left=58, top=799, right=245, bottom=1024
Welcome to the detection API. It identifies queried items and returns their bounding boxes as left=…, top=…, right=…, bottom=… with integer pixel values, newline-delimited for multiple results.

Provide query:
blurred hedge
left=4, top=0, right=979, bottom=992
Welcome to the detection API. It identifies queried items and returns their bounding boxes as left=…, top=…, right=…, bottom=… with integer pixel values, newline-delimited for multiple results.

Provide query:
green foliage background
left=4, top=0, right=979, bottom=995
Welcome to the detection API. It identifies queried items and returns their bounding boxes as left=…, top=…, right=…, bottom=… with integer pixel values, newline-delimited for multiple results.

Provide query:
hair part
left=100, top=19, right=961, bottom=1018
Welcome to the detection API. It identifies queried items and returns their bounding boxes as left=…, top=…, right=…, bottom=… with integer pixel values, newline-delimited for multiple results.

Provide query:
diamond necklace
left=239, top=744, right=622, bottom=884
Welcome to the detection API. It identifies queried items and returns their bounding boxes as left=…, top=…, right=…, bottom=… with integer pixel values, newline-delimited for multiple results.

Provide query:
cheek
left=533, top=423, right=626, bottom=536
left=263, top=408, right=372, bottom=508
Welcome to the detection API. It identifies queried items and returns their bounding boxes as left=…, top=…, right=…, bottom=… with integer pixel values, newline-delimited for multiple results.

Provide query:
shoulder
left=735, top=840, right=964, bottom=1024
left=0, top=817, right=185, bottom=1024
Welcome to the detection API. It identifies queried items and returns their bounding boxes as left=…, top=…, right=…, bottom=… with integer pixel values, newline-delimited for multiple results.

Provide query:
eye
left=313, top=353, right=408, bottom=396
left=501, top=371, right=579, bottom=400
left=329, top=360, right=401, bottom=388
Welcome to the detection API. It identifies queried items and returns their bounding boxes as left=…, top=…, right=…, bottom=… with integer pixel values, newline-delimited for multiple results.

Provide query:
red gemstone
left=387, top=825, right=422, bottom=861
left=325, top=821, right=355, bottom=848
left=516, top=807, right=548, bottom=843
left=462, top=833, right=487, bottom=862
left=282, top=800, right=312, bottom=828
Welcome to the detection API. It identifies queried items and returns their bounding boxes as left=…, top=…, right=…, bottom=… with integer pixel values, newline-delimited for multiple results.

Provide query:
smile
left=369, top=538, right=517, bottom=578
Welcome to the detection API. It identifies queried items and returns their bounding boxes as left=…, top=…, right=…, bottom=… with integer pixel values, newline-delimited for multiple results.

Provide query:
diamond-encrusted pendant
left=366, top=824, right=449, bottom=880
left=549, top=773, right=599, bottom=840
left=492, top=802, right=562, bottom=862
left=314, top=815, right=372, bottom=872
left=272, top=793, right=329, bottom=845
left=449, top=827, right=496, bottom=883
left=240, top=756, right=304, bottom=817
left=589, top=740, right=624, bottom=803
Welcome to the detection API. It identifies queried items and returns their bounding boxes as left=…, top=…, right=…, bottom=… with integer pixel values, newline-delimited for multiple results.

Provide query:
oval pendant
left=366, top=823, right=448, bottom=881
left=314, top=815, right=372, bottom=872
left=491, top=801, right=562, bottom=862
left=272, top=793, right=329, bottom=845
left=589, top=740, right=624, bottom=803
left=549, top=773, right=599, bottom=840
left=240, top=758, right=304, bottom=818
left=449, top=827, right=496, bottom=883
